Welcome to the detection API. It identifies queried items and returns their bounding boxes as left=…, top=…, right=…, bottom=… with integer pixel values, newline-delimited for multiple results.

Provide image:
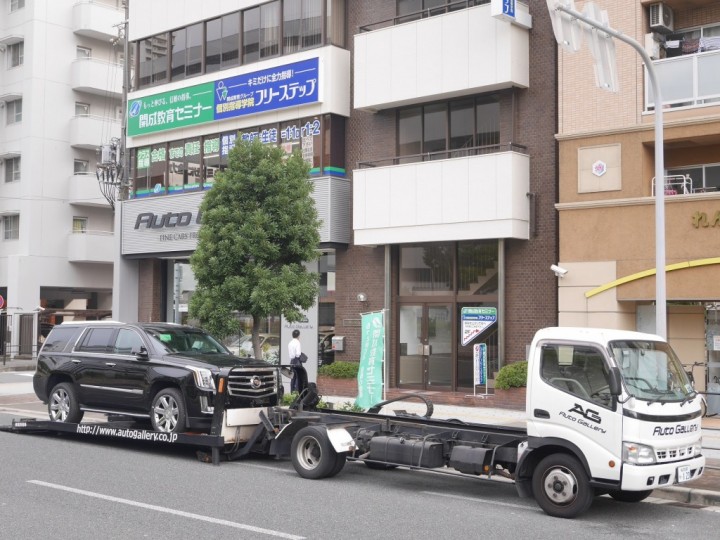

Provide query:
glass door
left=398, top=304, right=452, bottom=389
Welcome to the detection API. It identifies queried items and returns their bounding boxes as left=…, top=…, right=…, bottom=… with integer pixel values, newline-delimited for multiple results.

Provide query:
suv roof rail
left=60, top=320, right=121, bottom=325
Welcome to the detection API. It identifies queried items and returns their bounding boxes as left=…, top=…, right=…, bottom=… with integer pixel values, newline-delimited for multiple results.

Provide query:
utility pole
left=96, top=0, right=130, bottom=209
left=546, top=0, right=667, bottom=338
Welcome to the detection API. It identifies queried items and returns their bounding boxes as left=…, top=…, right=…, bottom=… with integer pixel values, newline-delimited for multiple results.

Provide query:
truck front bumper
left=621, top=454, right=705, bottom=491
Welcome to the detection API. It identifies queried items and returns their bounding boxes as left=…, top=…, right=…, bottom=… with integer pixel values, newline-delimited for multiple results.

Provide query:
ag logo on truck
left=569, top=403, right=602, bottom=425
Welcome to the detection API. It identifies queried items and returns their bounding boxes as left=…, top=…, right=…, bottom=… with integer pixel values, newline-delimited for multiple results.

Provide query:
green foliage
left=318, top=361, right=359, bottom=379
left=494, top=361, right=528, bottom=389
left=335, top=401, right=365, bottom=412
left=281, top=391, right=327, bottom=409
left=189, top=139, right=321, bottom=345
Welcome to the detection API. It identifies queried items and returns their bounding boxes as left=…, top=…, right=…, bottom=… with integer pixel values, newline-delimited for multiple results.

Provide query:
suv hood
left=163, top=352, right=273, bottom=370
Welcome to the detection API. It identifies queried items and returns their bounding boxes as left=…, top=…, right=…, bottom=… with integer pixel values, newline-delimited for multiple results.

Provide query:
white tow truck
left=2, top=327, right=706, bottom=519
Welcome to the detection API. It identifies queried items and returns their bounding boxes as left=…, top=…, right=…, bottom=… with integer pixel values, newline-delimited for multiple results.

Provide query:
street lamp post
left=547, top=1, right=667, bottom=338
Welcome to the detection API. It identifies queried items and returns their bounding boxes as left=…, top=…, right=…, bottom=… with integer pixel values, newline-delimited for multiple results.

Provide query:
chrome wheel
left=152, top=394, right=179, bottom=432
left=541, top=465, right=579, bottom=506
left=49, top=388, right=70, bottom=422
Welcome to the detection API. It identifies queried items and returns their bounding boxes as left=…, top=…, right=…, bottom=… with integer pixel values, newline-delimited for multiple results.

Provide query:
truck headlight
left=187, top=366, right=216, bottom=391
left=623, top=442, right=656, bottom=465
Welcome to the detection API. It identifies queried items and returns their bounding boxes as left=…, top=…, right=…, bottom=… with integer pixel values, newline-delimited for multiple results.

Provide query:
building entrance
left=398, top=304, right=452, bottom=389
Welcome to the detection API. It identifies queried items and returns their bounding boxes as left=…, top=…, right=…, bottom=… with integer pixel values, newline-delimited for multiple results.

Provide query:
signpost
left=473, top=343, right=489, bottom=398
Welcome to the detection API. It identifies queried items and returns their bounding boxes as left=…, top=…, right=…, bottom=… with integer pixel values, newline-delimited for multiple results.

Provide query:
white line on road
left=28, top=480, right=305, bottom=539
left=422, top=490, right=535, bottom=511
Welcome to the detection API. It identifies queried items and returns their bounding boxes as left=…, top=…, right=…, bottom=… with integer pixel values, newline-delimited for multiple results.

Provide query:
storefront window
left=458, top=240, right=498, bottom=296
left=203, top=135, right=222, bottom=187
left=399, top=244, right=453, bottom=296
left=133, top=144, right=166, bottom=197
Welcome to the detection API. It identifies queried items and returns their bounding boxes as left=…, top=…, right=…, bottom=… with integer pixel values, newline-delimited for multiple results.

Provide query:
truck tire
left=150, top=388, right=186, bottom=433
left=48, top=382, right=84, bottom=424
left=609, top=489, right=653, bottom=503
left=329, top=452, right=347, bottom=477
left=291, top=426, right=339, bottom=479
left=532, top=454, right=594, bottom=518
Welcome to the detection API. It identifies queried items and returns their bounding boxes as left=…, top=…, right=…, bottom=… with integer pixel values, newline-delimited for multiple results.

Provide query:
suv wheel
left=48, top=382, right=84, bottom=424
left=150, top=388, right=186, bottom=433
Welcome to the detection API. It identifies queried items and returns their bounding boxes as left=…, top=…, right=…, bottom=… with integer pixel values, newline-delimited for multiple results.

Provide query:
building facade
left=555, top=0, right=720, bottom=391
left=117, top=0, right=559, bottom=400
left=0, top=0, right=123, bottom=352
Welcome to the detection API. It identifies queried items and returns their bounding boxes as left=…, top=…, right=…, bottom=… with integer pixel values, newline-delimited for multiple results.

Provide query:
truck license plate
left=677, top=465, right=691, bottom=483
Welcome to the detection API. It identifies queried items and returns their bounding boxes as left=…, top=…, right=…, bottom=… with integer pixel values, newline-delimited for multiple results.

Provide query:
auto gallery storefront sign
left=121, top=192, right=204, bottom=255
left=127, top=57, right=319, bottom=137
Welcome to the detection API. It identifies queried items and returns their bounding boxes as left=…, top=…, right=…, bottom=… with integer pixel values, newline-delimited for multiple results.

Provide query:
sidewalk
left=2, top=358, right=718, bottom=507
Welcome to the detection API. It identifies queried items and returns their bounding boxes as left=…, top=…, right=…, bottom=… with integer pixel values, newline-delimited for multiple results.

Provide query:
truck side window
left=541, top=345, right=611, bottom=406
left=114, top=328, right=145, bottom=355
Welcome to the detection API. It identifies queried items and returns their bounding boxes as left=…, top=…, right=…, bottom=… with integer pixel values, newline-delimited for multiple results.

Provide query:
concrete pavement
left=2, top=357, right=719, bottom=508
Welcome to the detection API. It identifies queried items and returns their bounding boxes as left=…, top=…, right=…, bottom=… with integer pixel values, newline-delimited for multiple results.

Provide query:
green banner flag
left=355, top=311, right=385, bottom=409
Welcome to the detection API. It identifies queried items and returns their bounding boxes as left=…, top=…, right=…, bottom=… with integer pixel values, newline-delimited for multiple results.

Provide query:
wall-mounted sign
left=128, top=57, right=320, bottom=137
left=592, top=160, right=607, bottom=177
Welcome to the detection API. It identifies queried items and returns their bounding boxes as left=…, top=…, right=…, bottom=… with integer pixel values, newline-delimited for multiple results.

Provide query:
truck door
left=531, top=343, right=623, bottom=481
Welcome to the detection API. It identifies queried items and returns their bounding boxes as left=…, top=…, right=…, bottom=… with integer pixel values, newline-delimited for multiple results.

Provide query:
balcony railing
left=67, top=229, right=114, bottom=263
left=651, top=174, right=695, bottom=196
left=358, top=0, right=490, bottom=31
left=357, top=143, right=528, bottom=168
left=646, top=49, right=720, bottom=110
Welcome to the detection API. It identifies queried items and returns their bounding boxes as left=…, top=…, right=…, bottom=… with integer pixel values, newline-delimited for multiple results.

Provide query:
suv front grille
left=227, top=367, right=277, bottom=399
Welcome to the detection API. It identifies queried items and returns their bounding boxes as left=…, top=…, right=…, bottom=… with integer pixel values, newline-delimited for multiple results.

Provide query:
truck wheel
left=48, top=382, right=84, bottom=424
left=291, top=426, right=338, bottom=479
left=609, top=489, right=653, bottom=503
left=329, top=452, right=347, bottom=477
left=150, top=388, right=186, bottom=433
left=532, top=454, right=594, bottom=518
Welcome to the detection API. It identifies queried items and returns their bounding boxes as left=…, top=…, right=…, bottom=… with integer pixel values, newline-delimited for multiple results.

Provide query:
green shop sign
left=127, top=83, right=215, bottom=136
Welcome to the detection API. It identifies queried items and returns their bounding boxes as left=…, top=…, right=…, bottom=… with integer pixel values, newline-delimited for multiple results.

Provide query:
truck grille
left=227, top=367, right=277, bottom=399
left=655, top=444, right=697, bottom=463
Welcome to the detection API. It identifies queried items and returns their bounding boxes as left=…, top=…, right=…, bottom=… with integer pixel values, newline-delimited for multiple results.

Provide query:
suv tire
left=150, top=388, right=186, bottom=433
left=48, top=382, right=84, bottom=424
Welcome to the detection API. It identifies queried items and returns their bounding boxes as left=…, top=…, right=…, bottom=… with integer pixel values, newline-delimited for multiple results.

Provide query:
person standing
left=288, top=329, right=302, bottom=392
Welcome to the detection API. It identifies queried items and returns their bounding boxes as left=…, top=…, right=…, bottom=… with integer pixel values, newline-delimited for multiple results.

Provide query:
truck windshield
left=609, top=340, right=694, bottom=403
left=146, top=328, right=228, bottom=355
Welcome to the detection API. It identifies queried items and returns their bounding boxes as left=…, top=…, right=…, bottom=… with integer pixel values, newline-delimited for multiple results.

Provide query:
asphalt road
left=2, top=373, right=720, bottom=539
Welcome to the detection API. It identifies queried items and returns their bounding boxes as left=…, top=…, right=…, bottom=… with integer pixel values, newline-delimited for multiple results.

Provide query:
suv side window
left=76, top=327, right=116, bottom=353
left=42, top=327, right=81, bottom=352
left=113, top=328, right=145, bottom=355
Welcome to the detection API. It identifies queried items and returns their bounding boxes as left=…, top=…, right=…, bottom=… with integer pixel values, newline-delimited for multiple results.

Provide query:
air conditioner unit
left=649, top=2, right=674, bottom=34
left=645, top=33, right=663, bottom=60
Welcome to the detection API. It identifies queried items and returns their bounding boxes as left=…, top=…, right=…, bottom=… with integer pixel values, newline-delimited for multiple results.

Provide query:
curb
left=653, top=486, right=720, bottom=506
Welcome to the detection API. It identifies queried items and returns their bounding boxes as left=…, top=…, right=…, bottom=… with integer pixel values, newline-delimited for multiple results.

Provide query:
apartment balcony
left=69, top=115, right=121, bottom=150
left=353, top=146, right=530, bottom=246
left=72, top=1, right=124, bottom=41
left=647, top=49, right=720, bottom=110
left=354, top=2, right=531, bottom=111
left=71, top=58, right=123, bottom=99
left=67, top=230, right=114, bottom=264
left=311, top=176, right=350, bottom=245
left=68, top=173, right=111, bottom=208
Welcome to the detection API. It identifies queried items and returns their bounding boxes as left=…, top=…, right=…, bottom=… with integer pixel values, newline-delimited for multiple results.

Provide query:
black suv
left=33, top=322, right=279, bottom=433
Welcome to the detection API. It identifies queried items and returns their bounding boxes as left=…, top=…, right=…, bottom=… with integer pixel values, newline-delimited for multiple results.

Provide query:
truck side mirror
left=608, top=366, right=622, bottom=396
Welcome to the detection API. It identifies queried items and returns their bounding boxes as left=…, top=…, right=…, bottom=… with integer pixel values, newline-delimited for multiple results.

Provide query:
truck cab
left=520, top=327, right=705, bottom=516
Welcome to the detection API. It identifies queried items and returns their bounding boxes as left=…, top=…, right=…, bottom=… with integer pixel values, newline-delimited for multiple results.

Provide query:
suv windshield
left=609, top=340, right=694, bottom=403
left=145, top=327, right=228, bottom=355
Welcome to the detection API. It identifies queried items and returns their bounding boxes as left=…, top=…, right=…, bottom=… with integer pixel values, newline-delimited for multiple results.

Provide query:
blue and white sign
left=214, top=57, right=319, bottom=120
left=474, top=343, right=487, bottom=385
left=461, top=307, right=498, bottom=346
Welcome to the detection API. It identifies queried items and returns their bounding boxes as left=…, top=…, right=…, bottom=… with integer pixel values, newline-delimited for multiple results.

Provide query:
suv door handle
left=71, top=359, right=81, bottom=363
left=105, top=362, right=116, bottom=367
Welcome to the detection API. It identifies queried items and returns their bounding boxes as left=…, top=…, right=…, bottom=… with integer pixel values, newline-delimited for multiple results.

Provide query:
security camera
left=551, top=264, right=568, bottom=278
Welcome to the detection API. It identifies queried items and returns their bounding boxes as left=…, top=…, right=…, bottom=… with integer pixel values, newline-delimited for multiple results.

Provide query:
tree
left=189, top=138, right=320, bottom=360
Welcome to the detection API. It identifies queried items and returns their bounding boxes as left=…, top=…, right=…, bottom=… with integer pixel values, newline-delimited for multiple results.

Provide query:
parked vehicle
left=33, top=321, right=279, bottom=433
left=16, top=326, right=705, bottom=519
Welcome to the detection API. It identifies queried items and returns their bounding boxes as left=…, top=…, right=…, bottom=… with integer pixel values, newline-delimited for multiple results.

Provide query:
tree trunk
left=252, top=317, right=262, bottom=360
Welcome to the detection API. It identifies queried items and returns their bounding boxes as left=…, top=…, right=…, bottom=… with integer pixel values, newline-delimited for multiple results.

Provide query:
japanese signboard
left=127, top=58, right=320, bottom=137
left=356, top=311, right=385, bottom=409
left=461, top=307, right=497, bottom=346
left=474, top=343, right=488, bottom=385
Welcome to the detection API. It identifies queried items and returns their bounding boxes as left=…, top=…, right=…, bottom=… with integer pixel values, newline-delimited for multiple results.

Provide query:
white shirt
left=288, top=337, right=302, bottom=361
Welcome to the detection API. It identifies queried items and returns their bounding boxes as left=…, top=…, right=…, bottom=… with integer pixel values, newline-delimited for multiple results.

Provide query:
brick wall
left=137, top=259, right=163, bottom=322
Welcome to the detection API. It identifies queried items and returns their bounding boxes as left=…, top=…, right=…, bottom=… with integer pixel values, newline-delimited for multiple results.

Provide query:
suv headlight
left=186, top=366, right=216, bottom=391
left=622, top=442, right=656, bottom=465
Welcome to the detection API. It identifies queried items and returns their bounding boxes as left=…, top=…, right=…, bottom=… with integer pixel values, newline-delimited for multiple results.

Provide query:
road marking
left=28, top=480, right=304, bottom=539
left=422, top=490, right=535, bottom=511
